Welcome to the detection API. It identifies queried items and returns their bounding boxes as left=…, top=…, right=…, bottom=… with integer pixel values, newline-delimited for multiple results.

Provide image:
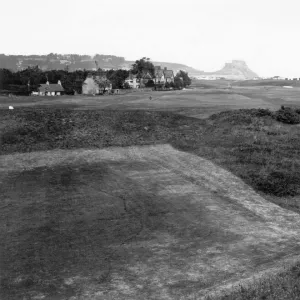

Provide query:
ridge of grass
left=1, top=107, right=300, bottom=202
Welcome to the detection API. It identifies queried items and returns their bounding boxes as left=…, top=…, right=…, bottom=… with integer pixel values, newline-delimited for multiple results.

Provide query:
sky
left=1, top=0, right=300, bottom=77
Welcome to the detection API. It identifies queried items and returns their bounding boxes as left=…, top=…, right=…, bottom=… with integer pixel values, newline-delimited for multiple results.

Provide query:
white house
left=82, top=74, right=112, bottom=94
left=35, top=80, right=64, bottom=96
left=124, top=74, right=140, bottom=89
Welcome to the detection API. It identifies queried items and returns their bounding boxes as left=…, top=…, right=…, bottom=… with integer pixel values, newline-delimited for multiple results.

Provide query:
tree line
left=130, top=57, right=191, bottom=89
left=0, top=67, right=130, bottom=95
left=0, top=57, right=191, bottom=95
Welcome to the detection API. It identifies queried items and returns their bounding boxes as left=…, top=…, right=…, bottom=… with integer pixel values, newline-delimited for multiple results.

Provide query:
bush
left=294, top=108, right=300, bottom=114
left=274, top=107, right=300, bottom=124
left=251, top=169, right=300, bottom=196
left=255, top=108, right=273, bottom=117
left=209, top=109, right=266, bottom=125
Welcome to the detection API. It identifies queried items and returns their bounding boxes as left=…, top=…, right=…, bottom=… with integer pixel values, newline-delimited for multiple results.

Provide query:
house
left=142, top=72, right=153, bottom=84
left=82, top=74, right=99, bottom=94
left=82, top=73, right=112, bottom=94
left=153, top=66, right=175, bottom=86
left=139, top=72, right=154, bottom=87
left=124, top=73, right=140, bottom=89
left=163, top=68, right=175, bottom=83
left=153, top=66, right=165, bottom=86
left=35, top=80, right=64, bottom=96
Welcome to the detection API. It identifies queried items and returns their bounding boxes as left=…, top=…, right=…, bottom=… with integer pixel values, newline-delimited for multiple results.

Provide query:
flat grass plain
left=2, top=81, right=300, bottom=118
left=1, top=82, right=300, bottom=299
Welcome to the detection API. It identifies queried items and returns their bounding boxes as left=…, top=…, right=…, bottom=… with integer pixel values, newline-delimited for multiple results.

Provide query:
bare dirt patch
left=1, top=144, right=300, bottom=299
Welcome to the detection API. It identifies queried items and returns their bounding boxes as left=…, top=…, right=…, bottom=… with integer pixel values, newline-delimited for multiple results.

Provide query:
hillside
left=0, top=53, right=203, bottom=74
left=121, top=60, right=204, bottom=75
left=0, top=54, right=259, bottom=79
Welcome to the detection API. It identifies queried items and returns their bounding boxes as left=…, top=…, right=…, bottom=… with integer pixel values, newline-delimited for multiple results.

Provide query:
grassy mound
left=206, top=109, right=300, bottom=198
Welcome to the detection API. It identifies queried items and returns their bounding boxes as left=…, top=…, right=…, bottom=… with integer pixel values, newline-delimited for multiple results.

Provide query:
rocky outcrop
left=205, top=60, right=258, bottom=80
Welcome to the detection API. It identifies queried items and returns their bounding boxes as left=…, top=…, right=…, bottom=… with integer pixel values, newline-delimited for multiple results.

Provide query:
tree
left=94, top=76, right=111, bottom=94
left=174, top=76, right=184, bottom=89
left=106, top=69, right=129, bottom=89
left=174, top=70, right=191, bottom=88
left=123, top=82, right=131, bottom=89
left=131, top=57, right=155, bottom=79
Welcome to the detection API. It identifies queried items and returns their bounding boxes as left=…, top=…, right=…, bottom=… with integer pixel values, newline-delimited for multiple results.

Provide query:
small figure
left=149, top=96, right=152, bottom=100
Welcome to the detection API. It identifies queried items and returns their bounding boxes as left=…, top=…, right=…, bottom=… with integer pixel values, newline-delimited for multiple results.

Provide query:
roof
left=84, top=74, right=111, bottom=82
left=163, top=70, right=174, bottom=78
left=38, top=84, right=64, bottom=92
left=154, top=69, right=164, bottom=79
left=142, top=72, right=153, bottom=79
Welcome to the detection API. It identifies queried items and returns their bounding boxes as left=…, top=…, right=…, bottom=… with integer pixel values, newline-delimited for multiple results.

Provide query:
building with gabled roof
left=154, top=67, right=165, bottom=85
left=36, top=81, right=65, bottom=96
left=124, top=73, right=140, bottom=89
left=163, top=69, right=175, bottom=83
left=140, top=72, right=153, bottom=87
left=82, top=73, right=112, bottom=95
left=153, top=66, right=174, bottom=86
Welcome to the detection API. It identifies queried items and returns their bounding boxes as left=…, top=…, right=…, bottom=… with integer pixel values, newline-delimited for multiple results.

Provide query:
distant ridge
left=0, top=54, right=258, bottom=79
left=0, top=53, right=203, bottom=75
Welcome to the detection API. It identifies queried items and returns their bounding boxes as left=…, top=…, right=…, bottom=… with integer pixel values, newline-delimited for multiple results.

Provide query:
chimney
left=46, top=81, right=50, bottom=85
left=58, top=80, right=62, bottom=85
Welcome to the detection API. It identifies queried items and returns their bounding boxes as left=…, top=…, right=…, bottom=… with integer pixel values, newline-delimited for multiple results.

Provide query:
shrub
left=294, top=108, right=300, bottom=114
left=274, top=107, right=300, bottom=124
left=250, top=169, right=300, bottom=196
left=209, top=109, right=273, bottom=125
left=254, top=108, right=273, bottom=117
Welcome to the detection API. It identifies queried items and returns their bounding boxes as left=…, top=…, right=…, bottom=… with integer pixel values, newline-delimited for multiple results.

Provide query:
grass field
left=1, top=86, right=300, bottom=299
left=0, top=87, right=281, bottom=119
left=1, top=83, right=300, bottom=119
left=233, top=79, right=300, bottom=88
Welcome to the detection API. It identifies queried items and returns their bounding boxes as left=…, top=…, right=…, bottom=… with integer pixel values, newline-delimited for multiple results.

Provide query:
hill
left=202, top=60, right=258, bottom=80
left=0, top=54, right=259, bottom=80
left=0, top=53, right=203, bottom=74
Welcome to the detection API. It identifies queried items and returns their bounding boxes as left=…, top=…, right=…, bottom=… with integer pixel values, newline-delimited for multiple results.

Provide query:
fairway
left=0, top=87, right=287, bottom=119
left=2, top=144, right=300, bottom=299
left=2, top=85, right=300, bottom=121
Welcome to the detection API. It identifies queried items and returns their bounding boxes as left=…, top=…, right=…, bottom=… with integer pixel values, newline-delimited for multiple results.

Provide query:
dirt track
left=2, top=144, right=300, bottom=299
